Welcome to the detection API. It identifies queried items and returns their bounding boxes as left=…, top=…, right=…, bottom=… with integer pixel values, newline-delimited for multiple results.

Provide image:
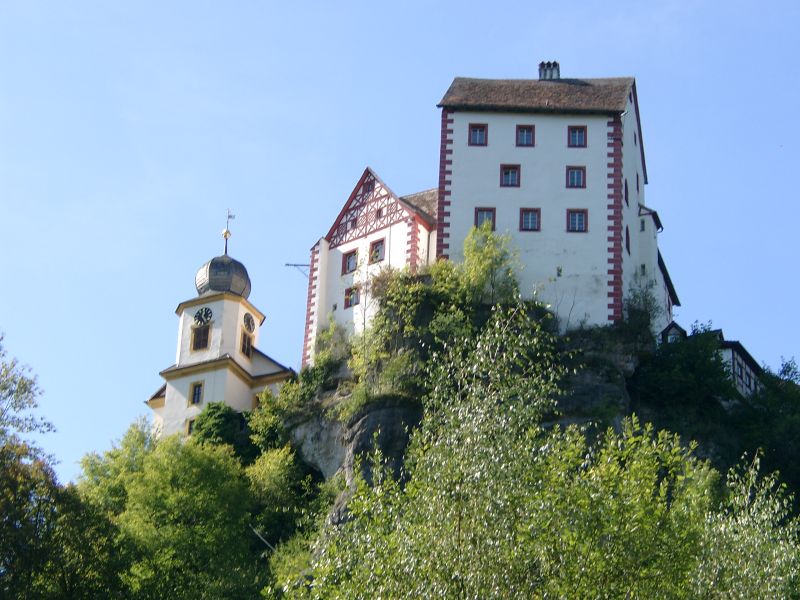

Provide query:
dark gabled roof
left=399, top=188, right=438, bottom=226
left=638, top=204, right=663, bottom=231
left=660, top=321, right=687, bottom=341
left=721, top=340, right=764, bottom=376
left=147, top=383, right=167, bottom=403
left=438, top=77, right=633, bottom=114
left=658, top=251, right=680, bottom=307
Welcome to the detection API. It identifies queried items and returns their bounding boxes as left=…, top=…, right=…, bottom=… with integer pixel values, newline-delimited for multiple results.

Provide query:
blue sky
left=1, top=0, right=798, bottom=483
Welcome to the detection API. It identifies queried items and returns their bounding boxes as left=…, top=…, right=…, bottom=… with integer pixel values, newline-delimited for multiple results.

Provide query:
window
left=519, top=208, right=541, bottom=231
left=189, top=382, right=204, bottom=405
left=640, top=264, right=647, bottom=277
left=568, top=125, right=587, bottom=147
left=636, top=172, right=640, bottom=193
left=516, top=125, right=535, bottom=147
left=745, top=373, right=752, bottom=388
left=342, top=250, right=357, bottom=274
left=566, top=166, right=586, bottom=188
left=468, top=123, right=487, bottom=146
left=186, top=418, right=196, bottom=435
left=624, top=180, right=629, bottom=206
left=634, top=132, right=638, bottom=146
left=500, top=164, right=520, bottom=187
left=737, top=362, right=744, bottom=378
left=369, top=238, right=385, bottom=264
left=375, top=207, right=383, bottom=219
left=566, top=209, right=588, bottom=232
left=474, top=207, right=496, bottom=230
left=640, top=219, right=646, bottom=232
left=362, top=180, right=374, bottom=195
left=625, top=226, right=630, bottom=255
left=191, top=325, right=210, bottom=351
left=241, top=331, right=253, bottom=358
left=344, top=286, right=360, bottom=309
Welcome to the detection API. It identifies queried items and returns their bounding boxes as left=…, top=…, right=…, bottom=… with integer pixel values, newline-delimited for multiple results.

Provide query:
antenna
left=222, top=209, right=235, bottom=254
left=285, top=263, right=310, bottom=278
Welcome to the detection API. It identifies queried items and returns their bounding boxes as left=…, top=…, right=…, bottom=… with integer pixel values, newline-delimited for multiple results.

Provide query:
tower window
left=241, top=331, right=253, bottom=358
left=516, top=125, right=535, bottom=147
left=500, top=164, right=520, bottom=187
left=519, top=208, right=541, bottom=231
left=640, top=219, right=646, bottom=232
left=625, top=226, right=631, bottom=255
left=474, top=207, right=496, bottom=230
left=566, top=166, right=586, bottom=188
left=189, top=382, right=204, bottom=405
left=191, top=325, right=210, bottom=351
left=566, top=209, right=588, bottom=232
left=186, top=418, right=196, bottom=435
left=568, top=125, right=587, bottom=147
left=468, top=123, right=487, bottom=146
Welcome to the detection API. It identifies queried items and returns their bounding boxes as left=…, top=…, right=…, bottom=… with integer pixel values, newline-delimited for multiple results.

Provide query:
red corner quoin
left=606, top=116, right=624, bottom=322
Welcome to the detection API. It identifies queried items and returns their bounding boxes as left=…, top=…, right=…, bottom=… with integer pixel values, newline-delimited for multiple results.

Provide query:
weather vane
left=222, top=209, right=235, bottom=254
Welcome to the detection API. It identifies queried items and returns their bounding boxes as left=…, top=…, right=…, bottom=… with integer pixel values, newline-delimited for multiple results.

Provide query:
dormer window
left=191, top=325, right=210, bottom=351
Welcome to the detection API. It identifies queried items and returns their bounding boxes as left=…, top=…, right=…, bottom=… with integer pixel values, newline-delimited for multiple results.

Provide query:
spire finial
left=222, top=209, right=235, bottom=255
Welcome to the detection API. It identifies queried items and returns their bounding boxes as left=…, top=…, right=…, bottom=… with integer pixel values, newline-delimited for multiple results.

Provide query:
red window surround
left=341, top=250, right=357, bottom=274
left=566, top=166, right=586, bottom=188
left=568, top=125, right=587, bottom=148
left=344, top=286, right=360, bottom=309
left=468, top=123, right=488, bottom=146
left=566, top=209, right=588, bottom=232
left=516, top=125, right=535, bottom=147
left=474, top=207, right=496, bottom=230
left=500, top=164, right=521, bottom=187
left=519, top=208, right=541, bottom=231
left=369, top=238, right=385, bottom=264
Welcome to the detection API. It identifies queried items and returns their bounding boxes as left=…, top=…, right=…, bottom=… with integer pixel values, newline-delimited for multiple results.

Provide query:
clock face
left=194, top=307, right=213, bottom=325
left=243, top=313, right=255, bottom=333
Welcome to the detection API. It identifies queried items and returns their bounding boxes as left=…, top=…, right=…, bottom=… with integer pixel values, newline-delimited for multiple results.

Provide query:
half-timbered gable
left=302, top=167, right=437, bottom=366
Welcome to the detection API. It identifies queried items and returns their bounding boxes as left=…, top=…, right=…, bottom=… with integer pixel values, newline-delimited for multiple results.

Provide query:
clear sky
left=1, top=0, right=798, bottom=483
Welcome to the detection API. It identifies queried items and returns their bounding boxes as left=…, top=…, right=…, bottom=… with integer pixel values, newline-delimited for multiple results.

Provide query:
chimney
left=538, top=60, right=560, bottom=80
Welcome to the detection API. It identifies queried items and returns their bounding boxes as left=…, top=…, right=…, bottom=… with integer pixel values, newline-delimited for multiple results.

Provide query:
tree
left=0, top=439, right=59, bottom=598
left=118, top=436, right=263, bottom=599
left=462, top=220, right=518, bottom=305
left=191, top=401, right=258, bottom=463
left=0, top=336, right=52, bottom=440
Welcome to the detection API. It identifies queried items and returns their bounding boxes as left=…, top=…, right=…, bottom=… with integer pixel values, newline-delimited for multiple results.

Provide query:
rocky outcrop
left=289, top=396, right=423, bottom=488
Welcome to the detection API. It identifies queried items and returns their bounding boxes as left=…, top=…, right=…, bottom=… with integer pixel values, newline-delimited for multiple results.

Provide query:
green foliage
left=731, top=357, right=800, bottom=496
left=33, top=485, right=130, bottom=599
left=690, top=453, right=800, bottom=598
left=78, top=419, right=156, bottom=516
left=462, top=221, right=518, bottom=304
left=119, top=436, right=263, bottom=599
left=0, top=439, right=59, bottom=598
left=0, top=336, right=53, bottom=440
left=192, top=401, right=258, bottom=463
left=249, top=402, right=290, bottom=452
left=247, top=445, right=316, bottom=546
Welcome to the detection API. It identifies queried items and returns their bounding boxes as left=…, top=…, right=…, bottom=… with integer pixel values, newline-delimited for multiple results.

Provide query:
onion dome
left=195, top=254, right=251, bottom=298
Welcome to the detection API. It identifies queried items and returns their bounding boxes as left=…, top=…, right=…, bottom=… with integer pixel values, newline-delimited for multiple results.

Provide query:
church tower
left=147, top=227, right=293, bottom=436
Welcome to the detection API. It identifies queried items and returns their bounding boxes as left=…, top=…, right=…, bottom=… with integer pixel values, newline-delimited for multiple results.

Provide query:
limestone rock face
left=289, top=398, right=423, bottom=487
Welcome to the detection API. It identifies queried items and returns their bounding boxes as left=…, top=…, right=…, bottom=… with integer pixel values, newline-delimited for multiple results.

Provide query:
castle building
left=147, top=234, right=293, bottom=436
left=303, top=62, right=680, bottom=366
